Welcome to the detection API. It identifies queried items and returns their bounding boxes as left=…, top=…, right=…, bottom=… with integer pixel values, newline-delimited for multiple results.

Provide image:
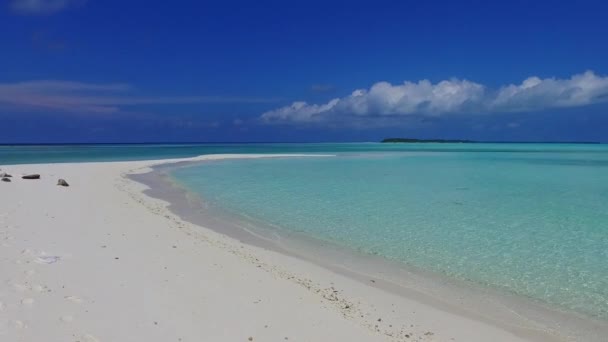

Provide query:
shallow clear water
left=171, top=147, right=608, bottom=319
left=2, top=142, right=607, bottom=164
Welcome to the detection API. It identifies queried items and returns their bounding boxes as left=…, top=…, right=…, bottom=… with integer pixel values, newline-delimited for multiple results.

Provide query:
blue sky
left=1, top=0, right=608, bottom=143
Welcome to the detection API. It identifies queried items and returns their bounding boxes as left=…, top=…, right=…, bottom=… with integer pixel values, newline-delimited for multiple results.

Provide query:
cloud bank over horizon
left=10, top=0, right=86, bottom=15
left=0, top=80, right=280, bottom=114
left=261, top=71, right=608, bottom=124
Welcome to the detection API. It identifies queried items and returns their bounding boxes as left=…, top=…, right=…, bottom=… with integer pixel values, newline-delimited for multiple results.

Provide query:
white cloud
left=261, top=71, right=608, bottom=124
left=490, top=71, right=608, bottom=111
left=0, top=80, right=279, bottom=114
left=2, top=81, right=131, bottom=93
left=10, top=0, right=86, bottom=15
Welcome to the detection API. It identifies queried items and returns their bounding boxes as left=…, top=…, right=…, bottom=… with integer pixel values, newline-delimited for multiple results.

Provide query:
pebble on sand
left=57, top=179, right=70, bottom=187
left=22, top=174, right=41, bottom=180
left=1, top=177, right=11, bottom=182
left=0, top=172, right=12, bottom=178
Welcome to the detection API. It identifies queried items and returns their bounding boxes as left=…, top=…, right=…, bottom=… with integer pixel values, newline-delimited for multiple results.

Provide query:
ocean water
left=170, top=146, right=608, bottom=320
left=2, top=142, right=607, bottom=164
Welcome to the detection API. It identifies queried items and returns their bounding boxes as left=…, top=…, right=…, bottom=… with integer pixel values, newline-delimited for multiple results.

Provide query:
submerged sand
left=0, top=154, right=600, bottom=341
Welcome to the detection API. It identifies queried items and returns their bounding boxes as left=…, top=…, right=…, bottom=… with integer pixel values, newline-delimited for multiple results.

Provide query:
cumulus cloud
left=490, top=71, right=608, bottom=111
left=261, top=71, right=608, bottom=124
left=0, top=80, right=278, bottom=114
left=10, top=0, right=86, bottom=15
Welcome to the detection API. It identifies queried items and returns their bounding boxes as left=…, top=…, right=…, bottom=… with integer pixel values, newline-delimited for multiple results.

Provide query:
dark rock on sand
left=22, top=174, right=41, bottom=180
left=1, top=177, right=11, bottom=182
left=57, top=179, right=69, bottom=187
left=0, top=172, right=12, bottom=178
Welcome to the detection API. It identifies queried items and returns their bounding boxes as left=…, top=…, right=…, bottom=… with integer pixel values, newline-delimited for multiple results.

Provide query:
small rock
left=82, top=334, right=100, bottom=342
left=248, top=337, right=253, bottom=341
left=1, top=177, right=11, bottom=182
left=0, top=172, right=12, bottom=178
left=35, top=256, right=61, bottom=264
left=22, top=174, right=40, bottom=180
left=21, top=298, right=35, bottom=306
left=57, top=179, right=69, bottom=187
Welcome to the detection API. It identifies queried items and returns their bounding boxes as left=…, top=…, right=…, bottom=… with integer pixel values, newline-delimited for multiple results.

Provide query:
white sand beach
left=0, top=155, right=555, bottom=341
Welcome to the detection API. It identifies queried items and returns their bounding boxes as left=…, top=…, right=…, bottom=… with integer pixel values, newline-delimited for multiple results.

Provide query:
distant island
left=381, top=138, right=601, bottom=144
left=381, top=138, right=475, bottom=143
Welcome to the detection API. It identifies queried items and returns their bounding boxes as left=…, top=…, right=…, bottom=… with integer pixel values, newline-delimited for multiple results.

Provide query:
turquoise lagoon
left=169, top=146, right=608, bottom=320
left=2, top=142, right=607, bottom=164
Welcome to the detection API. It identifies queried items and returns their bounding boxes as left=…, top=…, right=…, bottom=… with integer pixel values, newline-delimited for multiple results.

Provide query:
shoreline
left=1, top=154, right=605, bottom=341
left=133, top=155, right=608, bottom=342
